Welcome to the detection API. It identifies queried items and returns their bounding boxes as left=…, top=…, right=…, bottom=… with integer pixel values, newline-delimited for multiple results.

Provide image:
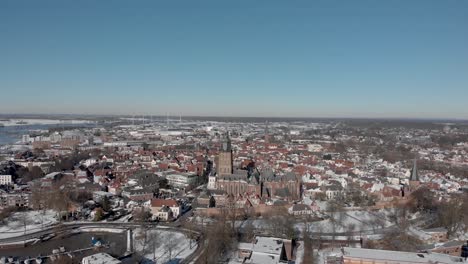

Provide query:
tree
left=379, top=229, right=422, bottom=252
left=197, top=214, right=238, bottom=263
left=243, top=222, right=256, bottom=241
left=94, top=208, right=104, bottom=221
left=30, top=182, right=46, bottom=210
left=387, top=204, right=410, bottom=229
left=409, top=186, right=436, bottom=213
left=148, top=230, right=162, bottom=261
left=264, top=206, right=298, bottom=239
left=101, top=196, right=111, bottom=212
left=303, top=215, right=317, bottom=264
left=133, top=208, right=151, bottom=222
left=222, top=196, right=240, bottom=235
left=180, top=216, right=201, bottom=249
left=0, top=207, right=18, bottom=224
left=327, top=199, right=345, bottom=248
left=435, top=197, right=464, bottom=238
left=164, top=235, right=181, bottom=261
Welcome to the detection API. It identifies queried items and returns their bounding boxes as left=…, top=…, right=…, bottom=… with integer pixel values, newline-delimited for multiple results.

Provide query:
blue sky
left=1, top=0, right=467, bottom=119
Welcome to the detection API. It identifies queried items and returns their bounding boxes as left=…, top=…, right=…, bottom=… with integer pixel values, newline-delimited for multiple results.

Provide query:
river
left=0, top=123, right=95, bottom=146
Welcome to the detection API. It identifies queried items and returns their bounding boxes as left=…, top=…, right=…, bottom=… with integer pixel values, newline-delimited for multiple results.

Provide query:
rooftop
left=342, top=247, right=464, bottom=264
left=81, top=253, right=121, bottom=264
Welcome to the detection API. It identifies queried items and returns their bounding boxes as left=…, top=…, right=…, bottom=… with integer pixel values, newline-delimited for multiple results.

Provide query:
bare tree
left=435, top=197, right=464, bottom=238
left=388, top=204, right=410, bottom=229
left=327, top=200, right=345, bottom=248
left=379, top=229, right=423, bottom=252
left=196, top=216, right=238, bottom=263
left=264, top=206, right=298, bottom=239
left=302, top=215, right=317, bottom=264
left=164, top=234, right=180, bottom=261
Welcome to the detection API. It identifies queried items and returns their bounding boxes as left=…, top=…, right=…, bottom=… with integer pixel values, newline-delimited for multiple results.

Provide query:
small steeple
left=409, top=158, right=419, bottom=182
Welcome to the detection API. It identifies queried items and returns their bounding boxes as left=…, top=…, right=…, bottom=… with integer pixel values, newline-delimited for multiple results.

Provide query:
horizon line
left=0, top=113, right=467, bottom=122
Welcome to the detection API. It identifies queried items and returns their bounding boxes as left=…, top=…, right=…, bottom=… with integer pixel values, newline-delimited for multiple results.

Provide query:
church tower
left=217, top=132, right=233, bottom=176
left=408, top=158, right=420, bottom=191
left=264, top=121, right=270, bottom=144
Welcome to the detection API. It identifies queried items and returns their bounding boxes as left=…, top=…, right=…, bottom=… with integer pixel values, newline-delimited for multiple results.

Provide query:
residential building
left=0, top=175, right=12, bottom=185
left=0, top=191, right=31, bottom=208
left=150, top=198, right=182, bottom=220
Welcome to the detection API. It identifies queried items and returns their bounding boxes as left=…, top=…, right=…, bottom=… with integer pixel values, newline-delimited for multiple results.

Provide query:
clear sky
left=1, top=0, right=467, bottom=119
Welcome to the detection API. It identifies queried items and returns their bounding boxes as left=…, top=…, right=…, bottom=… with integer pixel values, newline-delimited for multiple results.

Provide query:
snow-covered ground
left=133, top=228, right=196, bottom=264
left=239, top=209, right=393, bottom=234
left=0, top=119, right=93, bottom=127
left=77, top=227, right=126, bottom=234
left=298, top=210, right=391, bottom=233
left=0, top=210, right=58, bottom=239
left=295, top=240, right=304, bottom=264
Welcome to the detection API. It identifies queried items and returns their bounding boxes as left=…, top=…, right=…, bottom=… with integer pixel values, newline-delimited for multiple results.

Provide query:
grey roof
left=342, top=247, right=464, bottom=263
left=274, top=188, right=291, bottom=198
left=262, top=171, right=296, bottom=182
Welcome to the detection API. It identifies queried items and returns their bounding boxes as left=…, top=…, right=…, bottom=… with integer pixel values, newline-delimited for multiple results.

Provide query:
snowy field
left=298, top=210, right=392, bottom=233
left=0, top=119, right=94, bottom=127
left=239, top=209, right=393, bottom=234
left=0, top=210, right=58, bottom=239
left=133, top=228, right=196, bottom=264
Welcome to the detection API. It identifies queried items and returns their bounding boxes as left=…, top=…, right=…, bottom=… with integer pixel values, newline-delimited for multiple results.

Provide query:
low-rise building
left=0, top=191, right=31, bottom=208
left=166, top=172, right=198, bottom=189
left=0, top=175, right=12, bottom=185
left=288, top=204, right=314, bottom=216
left=234, top=236, right=300, bottom=264
left=150, top=198, right=181, bottom=220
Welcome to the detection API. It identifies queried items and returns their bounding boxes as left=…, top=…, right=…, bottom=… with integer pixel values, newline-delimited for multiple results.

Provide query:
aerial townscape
left=1, top=0, right=468, bottom=263
left=0, top=116, right=468, bottom=263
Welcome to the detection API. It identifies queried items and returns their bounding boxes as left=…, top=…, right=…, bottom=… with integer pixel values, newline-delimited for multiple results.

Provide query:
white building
left=22, top=135, right=31, bottom=143
left=166, top=173, right=198, bottom=189
left=208, top=175, right=217, bottom=189
left=0, top=175, right=12, bottom=185
left=83, top=158, right=98, bottom=167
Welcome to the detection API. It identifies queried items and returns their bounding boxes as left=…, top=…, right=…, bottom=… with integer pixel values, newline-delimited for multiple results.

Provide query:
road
left=0, top=220, right=205, bottom=263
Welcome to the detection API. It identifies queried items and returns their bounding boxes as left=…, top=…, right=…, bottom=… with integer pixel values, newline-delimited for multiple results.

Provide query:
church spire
left=409, top=158, right=419, bottom=182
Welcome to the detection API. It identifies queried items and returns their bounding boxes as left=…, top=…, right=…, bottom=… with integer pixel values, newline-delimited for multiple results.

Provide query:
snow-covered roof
left=82, top=253, right=121, bottom=264
left=342, top=247, right=464, bottom=263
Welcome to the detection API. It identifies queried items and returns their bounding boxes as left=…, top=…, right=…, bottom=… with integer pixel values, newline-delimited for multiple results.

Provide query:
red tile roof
left=150, top=198, right=178, bottom=208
